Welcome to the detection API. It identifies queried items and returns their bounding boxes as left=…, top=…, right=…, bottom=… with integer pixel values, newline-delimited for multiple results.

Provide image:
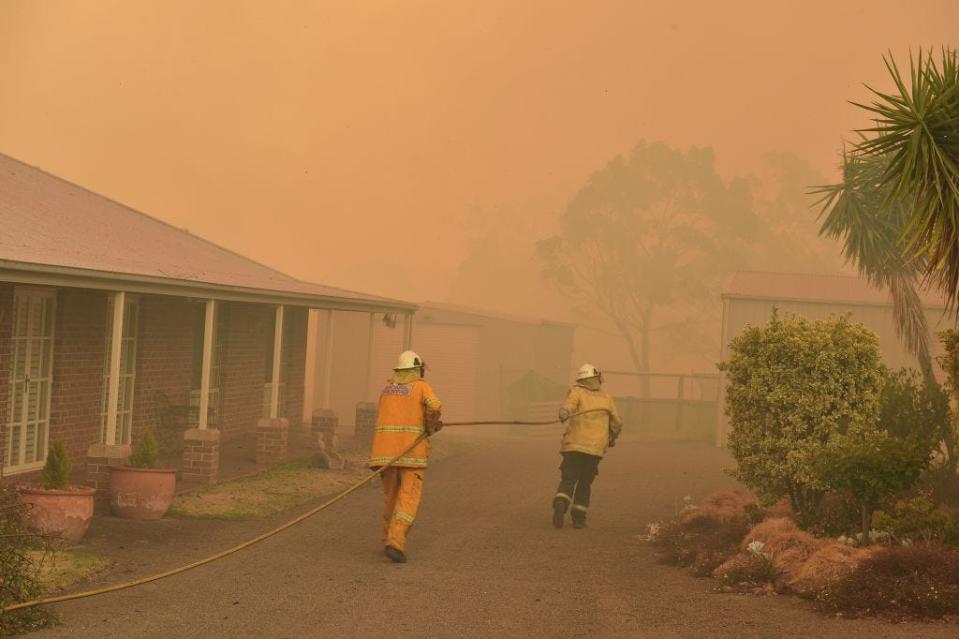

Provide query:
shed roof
left=0, top=153, right=415, bottom=312
left=723, top=271, right=948, bottom=309
left=419, top=301, right=576, bottom=328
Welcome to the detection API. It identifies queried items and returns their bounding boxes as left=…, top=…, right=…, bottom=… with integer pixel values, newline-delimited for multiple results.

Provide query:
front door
left=5, top=287, right=56, bottom=474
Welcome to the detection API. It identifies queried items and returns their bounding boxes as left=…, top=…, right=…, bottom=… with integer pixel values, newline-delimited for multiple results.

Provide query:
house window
left=100, top=295, right=139, bottom=445
left=262, top=312, right=287, bottom=418
left=190, top=304, right=226, bottom=427
left=5, top=287, right=56, bottom=474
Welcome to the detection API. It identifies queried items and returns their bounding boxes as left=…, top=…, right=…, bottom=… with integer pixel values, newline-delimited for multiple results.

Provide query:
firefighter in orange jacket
left=369, top=350, right=442, bottom=563
left=552, top=364, right=623, bottom=529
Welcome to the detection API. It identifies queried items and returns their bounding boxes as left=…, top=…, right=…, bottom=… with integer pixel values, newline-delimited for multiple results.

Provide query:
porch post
left=303, top=309, right=318, bottom=424
left=269, top=305, right=285, bottom=418
left=322, top=309, right=335, bottom=408
left=403, top=312, right=414, bottom=351
left=198, top=299, right=216, bottom=430
left=366, top=312, right=376, bottom=400
left=104, top=291, right=125, bottom=445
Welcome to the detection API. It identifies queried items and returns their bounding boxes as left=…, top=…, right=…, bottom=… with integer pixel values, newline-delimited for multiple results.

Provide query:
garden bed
left=645, top=489, right=959, bottom=622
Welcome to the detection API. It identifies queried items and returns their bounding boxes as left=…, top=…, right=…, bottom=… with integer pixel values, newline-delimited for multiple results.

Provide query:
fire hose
left=1, top=408, right=610, bottom=614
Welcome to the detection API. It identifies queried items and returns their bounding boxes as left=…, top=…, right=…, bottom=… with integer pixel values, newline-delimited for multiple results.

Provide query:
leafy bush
left=802, top=492, right=860, bottom=537
left=719, top=312, right=885, bottom=517
left=873, top=497, right=959, bottom=545
left=0, top=487, right=56, bottom=634
left=812, top=431, right=931, bottom=541
left=41, top=441, right=71, bottom=491
left=819, top=544, right=959, bottom=619
left=879, top=368, right=947, bottom=446
left=129, top=431, right=160, bottom=469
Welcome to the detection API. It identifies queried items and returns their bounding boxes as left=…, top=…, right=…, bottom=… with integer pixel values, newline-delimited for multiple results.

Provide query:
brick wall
left=133, top=295, right=196, bottom=445
left=0, top=287, right=315, bottom=481
left=0, top=284, right=13, bottom=482
left=48, top=288, right=109, bottom=472
left=219, top=302, right=272, bottom=440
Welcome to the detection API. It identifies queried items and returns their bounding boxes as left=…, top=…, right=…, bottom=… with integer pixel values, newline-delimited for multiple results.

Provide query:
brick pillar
left=355, top=402, right=378, bottom=444
left=256, top=417, right=289, bottom=466
left=182, top=428, right=220, bottom=484
left=85, top=443, right=131, bottom=508
left=311, top=408, right=339, bottom=451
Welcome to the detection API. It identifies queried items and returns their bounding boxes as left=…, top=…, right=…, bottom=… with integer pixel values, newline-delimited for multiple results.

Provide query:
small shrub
left=713, top=551, right=775, bottom=588
left=802, top=492, right=860, bottom=537
left=41, top=441, right=71, bottom=490
left=873, top=496, right=959, bottom=545
left=129, top=431, right=160, bottom=469
left=681, top=490, right=757, bottom=524
left=741, top=517, right=824, bottom=586
left=788, top=542, right=875, bottom=597
left=653, top=491, right=757, bottom=574
left=0, top=487, right=57, bottom=634
left=819, top=544, right=959, bottom=619
left=812, top=430, right=931, bottom=541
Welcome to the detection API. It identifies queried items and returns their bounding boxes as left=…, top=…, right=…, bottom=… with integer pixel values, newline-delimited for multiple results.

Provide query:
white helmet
left=395, top=350, right=425, bottom=371
left=576, top=363, right=601, bottom=381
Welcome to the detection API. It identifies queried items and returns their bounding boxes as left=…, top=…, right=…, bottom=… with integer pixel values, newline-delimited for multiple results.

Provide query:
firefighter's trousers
left=555, top=451, right=601, bottom=521
left=381, top=467, right=424, bottom=551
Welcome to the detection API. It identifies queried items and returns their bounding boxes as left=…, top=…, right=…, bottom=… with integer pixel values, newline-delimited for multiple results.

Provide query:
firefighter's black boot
left=552, top=496, right=569, bottom=529
left=385, top=545, right=407, bottom=563
left=571, top=507, right=587, bottom=529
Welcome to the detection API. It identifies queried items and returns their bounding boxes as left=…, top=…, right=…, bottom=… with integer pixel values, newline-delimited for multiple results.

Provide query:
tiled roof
left=0, top=153, right=414, bottom=311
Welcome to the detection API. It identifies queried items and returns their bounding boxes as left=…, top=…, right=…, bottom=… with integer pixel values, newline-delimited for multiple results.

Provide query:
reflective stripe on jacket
left=560, top=384, right=623, bottom=457
left=369, top=376, right=442, bottom=469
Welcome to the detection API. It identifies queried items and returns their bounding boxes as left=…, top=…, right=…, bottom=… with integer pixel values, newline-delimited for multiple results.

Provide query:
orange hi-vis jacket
left=369, top=376, right=442, bottom=469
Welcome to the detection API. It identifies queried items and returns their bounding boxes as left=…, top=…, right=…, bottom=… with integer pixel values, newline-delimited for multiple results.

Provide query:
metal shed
left=716, top=271, right=952, bottom=446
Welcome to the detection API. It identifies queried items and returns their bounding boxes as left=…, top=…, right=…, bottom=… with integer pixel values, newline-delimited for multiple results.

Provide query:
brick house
left=0, top=153, right=415, bottom=490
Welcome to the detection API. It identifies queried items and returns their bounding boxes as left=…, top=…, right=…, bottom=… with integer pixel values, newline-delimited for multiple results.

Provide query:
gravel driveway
left=30, top=428, right=957, bottom=638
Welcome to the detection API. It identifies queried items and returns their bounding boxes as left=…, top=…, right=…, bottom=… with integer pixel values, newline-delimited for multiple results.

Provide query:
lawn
left=169, top=458, right=369, bottom=520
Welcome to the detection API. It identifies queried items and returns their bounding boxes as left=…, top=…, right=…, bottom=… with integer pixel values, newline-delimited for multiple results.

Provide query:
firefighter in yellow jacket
left=552, top=364, right=623, bottom=529
left=369, top=350, right=442, bottom=563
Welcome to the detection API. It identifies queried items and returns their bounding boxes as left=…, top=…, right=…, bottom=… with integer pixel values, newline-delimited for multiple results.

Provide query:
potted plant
left=17, top=440, right=96, bottom=544
left=108, top=431, right=176, bottom=520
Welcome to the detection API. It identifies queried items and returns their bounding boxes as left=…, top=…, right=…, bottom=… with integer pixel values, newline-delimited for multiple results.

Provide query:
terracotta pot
left=17, top=485, right=96, bottom=545
left=109, top=466, right=177, bottom=520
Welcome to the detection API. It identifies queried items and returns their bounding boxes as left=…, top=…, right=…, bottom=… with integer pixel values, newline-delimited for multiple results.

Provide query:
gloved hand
left=425, top=414, right=443, bottom=436
left=558, top=408, right=570, bottom=423
left=608, top=434, right=618, bottom=448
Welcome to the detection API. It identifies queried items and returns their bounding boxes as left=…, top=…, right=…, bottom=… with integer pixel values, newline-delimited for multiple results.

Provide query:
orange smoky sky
left=0, top=0, right=956, bottom=304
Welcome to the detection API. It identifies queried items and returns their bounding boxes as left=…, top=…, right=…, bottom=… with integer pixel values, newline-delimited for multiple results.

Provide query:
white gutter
left=0, top=260, right=418, bottom=315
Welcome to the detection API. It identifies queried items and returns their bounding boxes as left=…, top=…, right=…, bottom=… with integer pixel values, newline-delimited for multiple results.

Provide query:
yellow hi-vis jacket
left=369, top=372, right=442, bottom=469
left=560, top=382, right=623, bottom=458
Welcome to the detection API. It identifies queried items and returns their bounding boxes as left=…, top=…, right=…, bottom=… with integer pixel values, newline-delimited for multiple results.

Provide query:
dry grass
left=681, top=490, right=757, bottom=525
left=170, top=459, right=369, bottom=520
left=27, top=550, right=112, bottom=592
left=741, top=517, right=824, bottom=587
left=713, top=551, right=775, bottom=588
left=788, top=542, right=875, bottom=597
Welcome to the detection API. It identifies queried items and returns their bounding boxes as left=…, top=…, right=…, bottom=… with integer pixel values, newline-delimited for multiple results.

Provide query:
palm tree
left=816, top=48, right=959, bottom=472
left=854, top=48, right=959, bottom=303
